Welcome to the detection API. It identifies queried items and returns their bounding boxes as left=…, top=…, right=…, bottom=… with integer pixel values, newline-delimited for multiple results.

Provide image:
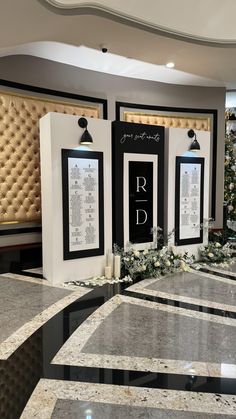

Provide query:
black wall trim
left=116, top=101, right=217, bottom=220
left=0, top=79, right=108, bottom=119
left=0, top=226, right=42, bottom=236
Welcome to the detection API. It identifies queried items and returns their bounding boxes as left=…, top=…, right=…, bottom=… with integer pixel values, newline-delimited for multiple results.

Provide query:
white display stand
left=40, top=113, right=112, bottom=285
left=166, top=128, right=211, bottom=258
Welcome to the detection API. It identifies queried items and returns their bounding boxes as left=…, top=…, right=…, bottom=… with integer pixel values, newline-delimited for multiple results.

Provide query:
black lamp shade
left=80, top=128, right=93, bottom=144
left=189, top=138, right=200, bottom=151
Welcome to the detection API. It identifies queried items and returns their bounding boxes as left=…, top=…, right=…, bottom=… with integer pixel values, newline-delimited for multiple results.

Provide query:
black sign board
left=129, top=161, right=153, bottom=243
left=112, top=121, right=164, bottom=247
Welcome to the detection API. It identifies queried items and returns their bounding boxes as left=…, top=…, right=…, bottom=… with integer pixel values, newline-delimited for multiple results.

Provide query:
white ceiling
left=45, top=0, right=236, bottom=43
left=0, top=0, right=235, bottom=88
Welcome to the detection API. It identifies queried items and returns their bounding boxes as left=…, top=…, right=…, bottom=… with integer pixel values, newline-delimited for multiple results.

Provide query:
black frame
left=175, top=156, right=204, bottom=246
left=0, top=80, right=107, bottom=237
left=116, top=101, right=217, bottom=220
left=61, top=149, right=104, bottom=260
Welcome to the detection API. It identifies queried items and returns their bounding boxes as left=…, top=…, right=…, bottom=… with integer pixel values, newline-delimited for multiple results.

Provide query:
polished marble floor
left=1, top=268, right=236, bottom=418
left=21, top=380, right=236, bottom=418
left=199, top=260, right=236, bottom=280
left=127, top=270, right=236, bottom=313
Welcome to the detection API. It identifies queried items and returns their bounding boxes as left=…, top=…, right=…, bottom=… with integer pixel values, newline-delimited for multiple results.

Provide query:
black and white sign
left=123, top=154, right=158, bottom=248
left=175, top=156, right=204, bottom=246
left=112, top=121, right=164, bottom=248
left=62, top=149, right=104, bottom=260
left=129, top=161, right=153, bottom=243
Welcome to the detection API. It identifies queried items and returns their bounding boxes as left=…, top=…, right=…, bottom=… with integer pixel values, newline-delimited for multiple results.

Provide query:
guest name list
left=179, top=163, right=201, bottom=240
left=68, top=157, right=99, bottom=252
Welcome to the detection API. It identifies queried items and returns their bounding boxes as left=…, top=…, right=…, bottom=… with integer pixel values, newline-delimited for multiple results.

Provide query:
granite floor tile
left=51, top=400, right=234, bottom=419
left=22, top=267, right=43, bottom=275
left=53, top=295, right=236, bottom=378
left=0, top=275, right=91, bottom=359
left=216, top=262, right=236, bottom=273
left=203, top=264, right=236, bottom=278
left=82, top=301, right=236, bottom=364
left=21, top=379, right=236, bottom=418
left=0, top=276, right=72, bottom=344
left=145, top=271, right=236, bottom=307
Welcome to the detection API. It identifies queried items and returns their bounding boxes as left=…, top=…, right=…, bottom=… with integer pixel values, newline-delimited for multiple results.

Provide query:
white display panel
left=62, top=148, right=104, bottom=261
left=68, top=157, right=99, bottom=252
left=175, top=156, right=204, bottom=246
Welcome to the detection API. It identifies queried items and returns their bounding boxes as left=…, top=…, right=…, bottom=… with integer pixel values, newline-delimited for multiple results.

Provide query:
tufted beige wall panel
left=124, top=112, right=211, bottom=131
left=0, top=91, right=100, bottom=224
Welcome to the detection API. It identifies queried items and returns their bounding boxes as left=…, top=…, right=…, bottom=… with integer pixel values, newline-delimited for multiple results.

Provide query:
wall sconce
left=78, top=117, right=93, bottom=145
left=188, top=129, right=200, bottom=151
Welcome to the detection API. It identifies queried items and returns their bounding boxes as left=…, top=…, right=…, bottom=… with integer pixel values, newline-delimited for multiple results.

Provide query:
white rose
left=229, top=183, right=234, bottom=190
left=154, top=261, right=160, bottom=267
left=215, top=242, right=221, bottom=248
left=165, top=260, right=171, bottom=267
left=134, top=250, right=140, bottom=257
left=208, top=252, right=214, bottom=258
left=143, top=249, right=149, bottom=255
left=228, top=205, right=234, bottom=212
left=170, top=245, right=177, bottom=255
left=142, top=265, right=146, bottom=271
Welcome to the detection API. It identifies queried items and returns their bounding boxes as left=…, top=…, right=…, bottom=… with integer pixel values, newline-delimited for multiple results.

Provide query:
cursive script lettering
left=120, top=131, right=160, bottom=144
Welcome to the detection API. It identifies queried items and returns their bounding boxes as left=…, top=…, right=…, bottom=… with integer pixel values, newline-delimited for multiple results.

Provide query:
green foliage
left=115, top=244, right=194, bottom=280
left=225, top=133, right=236, bottom=221
left=198, top=241, right=232, bottom=264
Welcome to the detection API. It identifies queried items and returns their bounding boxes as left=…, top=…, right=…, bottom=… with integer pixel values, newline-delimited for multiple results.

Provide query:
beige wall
left=0, top=55, right=226, bottom=228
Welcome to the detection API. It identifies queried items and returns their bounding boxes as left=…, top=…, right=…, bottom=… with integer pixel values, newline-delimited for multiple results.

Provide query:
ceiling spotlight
left=78, top=117, right=93, bottom=145
left=188, top=129, right=200, bottom=152
left=166, top=62, right=175, bottom=69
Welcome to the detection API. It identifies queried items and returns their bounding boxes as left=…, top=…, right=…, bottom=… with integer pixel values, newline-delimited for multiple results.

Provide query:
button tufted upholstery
left=0, top=91, right=100, bottom=224
left=124, top=112, right=210, bottom=131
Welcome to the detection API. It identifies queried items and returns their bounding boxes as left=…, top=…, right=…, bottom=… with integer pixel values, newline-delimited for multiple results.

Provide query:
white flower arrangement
left=63, top=275, right=133, bottom=288
left=115, top=243, right=194, bottom=280
left=198, top=241, right=233, bottom=265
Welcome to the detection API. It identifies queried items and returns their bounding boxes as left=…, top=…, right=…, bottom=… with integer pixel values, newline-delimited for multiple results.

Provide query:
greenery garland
left=115, top=243, right=195, bottom=280
left=224, top=132, right=236, bottom=221
left=198, top=241, right=232, bottom=265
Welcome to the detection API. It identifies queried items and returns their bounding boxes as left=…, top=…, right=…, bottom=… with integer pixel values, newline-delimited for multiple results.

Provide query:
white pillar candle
left=108, top=253, right=114, bottom=276
left=114, top=255, right=121, bottom=278
left=105, top=266, right=112, bottom=279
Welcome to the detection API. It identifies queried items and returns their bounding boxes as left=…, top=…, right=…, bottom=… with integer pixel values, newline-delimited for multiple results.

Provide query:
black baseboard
left=0, top=243, right=42, bottom=274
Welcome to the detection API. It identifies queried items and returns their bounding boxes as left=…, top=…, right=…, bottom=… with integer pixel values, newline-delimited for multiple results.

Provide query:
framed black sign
left=116, top=100, right=217, bottom=221
left=129, top=161, right=153, bottom=244
left=112, top=121, right=164, bottom=249
left=61, top=149, right=104, bottom=260
left=175, top=156, right=204, bottom=246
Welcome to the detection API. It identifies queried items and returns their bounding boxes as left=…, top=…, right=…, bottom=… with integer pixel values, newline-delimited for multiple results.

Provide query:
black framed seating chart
left=175, top=156, right=204, bottom=246
left=61, top=149, right=104, bottom=260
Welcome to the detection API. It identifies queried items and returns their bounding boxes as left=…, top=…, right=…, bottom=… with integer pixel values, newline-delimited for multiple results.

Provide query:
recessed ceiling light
left=166, top=62, right=175, bottom=69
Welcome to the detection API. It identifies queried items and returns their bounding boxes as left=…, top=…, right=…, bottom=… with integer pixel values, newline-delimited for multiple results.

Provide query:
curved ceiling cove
left=45, top=0, right=236, bottom=44
left=0, top=42, right=222, bottom=87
